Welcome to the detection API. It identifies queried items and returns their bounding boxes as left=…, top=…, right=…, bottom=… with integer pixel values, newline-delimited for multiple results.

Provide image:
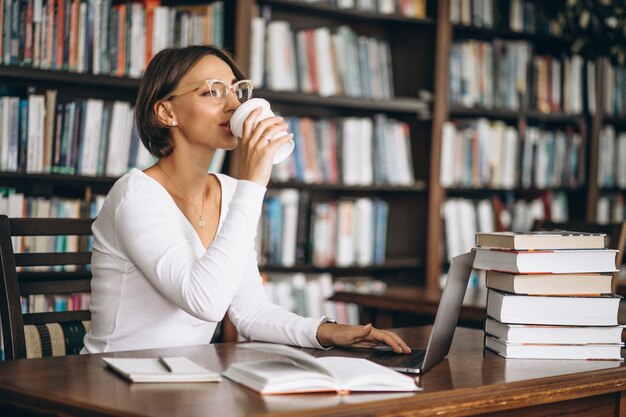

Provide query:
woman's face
left=168, top=54, right=242, bottom=151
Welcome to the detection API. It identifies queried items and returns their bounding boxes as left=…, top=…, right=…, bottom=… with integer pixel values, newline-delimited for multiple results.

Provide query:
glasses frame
left=164, top=79, right=254, bottom=104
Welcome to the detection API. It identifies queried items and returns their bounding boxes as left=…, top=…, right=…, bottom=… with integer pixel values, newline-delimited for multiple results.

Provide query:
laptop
left=355, top=250, right=476, bottom=374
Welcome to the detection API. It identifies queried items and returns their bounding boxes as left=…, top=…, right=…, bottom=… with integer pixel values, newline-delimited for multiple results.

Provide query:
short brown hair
left=135, top=45, right=246, bottom=158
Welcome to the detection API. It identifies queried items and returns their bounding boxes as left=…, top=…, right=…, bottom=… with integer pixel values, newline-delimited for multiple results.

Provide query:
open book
left=103, top=357, right=221, bottom=383
left=222, top=343, right=419, bottom=395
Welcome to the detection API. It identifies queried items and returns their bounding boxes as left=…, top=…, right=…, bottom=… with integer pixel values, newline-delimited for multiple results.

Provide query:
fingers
left=367, top=329, right=412, bottom=354
left=265, top=133, right=294, bottom=152
left=246, top=114, right=286, bottom=148
left=241, top=107, right=263, bottom=140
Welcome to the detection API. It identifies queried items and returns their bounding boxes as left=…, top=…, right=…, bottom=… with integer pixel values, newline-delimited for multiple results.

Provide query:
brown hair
left=135, top=45, right=246, bottom=158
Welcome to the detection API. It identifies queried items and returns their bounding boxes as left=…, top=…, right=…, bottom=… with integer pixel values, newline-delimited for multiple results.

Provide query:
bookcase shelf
left=258, top=0, right=435, bottom=26
left=258, top=90, right=430, bottom=116
left=0, top=172, right=117, bottom=187
left=449, top=106, right=585, bottom=124
left=268, top=180, right=428, bottom=193
left=452, top=25, right=571, bottom=44
left=445, top=186, right=586, bottom=197
left=260, top=257, right=423, bottom=275
left=0, top=65, right=141, bottom=90
left=602, top=116, right=626, bottom=127
left=598, top=187, right=626, bottom=193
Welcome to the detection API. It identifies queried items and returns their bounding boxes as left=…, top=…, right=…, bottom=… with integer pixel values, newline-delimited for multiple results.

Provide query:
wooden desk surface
left=0, top=327, right=625, bottom=417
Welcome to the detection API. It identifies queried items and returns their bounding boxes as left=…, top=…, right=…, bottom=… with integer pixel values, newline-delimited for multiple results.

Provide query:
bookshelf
left=232, top=0, right=435, bottom=297
left=426, top=0, right=596, bottom=290
left=0, top=0, right=229, bottom=215
left=2, top=0, right=625, bottom=334
left=587, top=58, right=626, bottom=225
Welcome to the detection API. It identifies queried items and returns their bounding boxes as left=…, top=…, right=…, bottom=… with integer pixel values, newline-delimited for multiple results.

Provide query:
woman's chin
left=223, top=137, right=239, bottom=150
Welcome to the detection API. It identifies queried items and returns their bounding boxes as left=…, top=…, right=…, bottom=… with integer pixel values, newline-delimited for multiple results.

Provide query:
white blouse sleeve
left=113, top=180, right=266, bottom=322
left=227, top=251, right=327, bottom=349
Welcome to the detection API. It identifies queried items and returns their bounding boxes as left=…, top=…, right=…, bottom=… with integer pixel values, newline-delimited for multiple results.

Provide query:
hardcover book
left=487, top=289, right=625, bottom=326
left=474, top=248, right=618, bottom=274
left=475, top=231, right=606, bottom=250
left=485, top=318, right=625, bottom=345
left=485, top=335, right=623, bottom=360
left=485, top=270, right=612, bottom=295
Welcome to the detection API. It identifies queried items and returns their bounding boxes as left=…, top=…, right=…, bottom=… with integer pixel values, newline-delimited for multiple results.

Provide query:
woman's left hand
left=316, top=323, right=411, bottom=354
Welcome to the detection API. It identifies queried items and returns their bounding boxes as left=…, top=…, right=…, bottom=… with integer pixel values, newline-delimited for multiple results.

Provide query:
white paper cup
left=230, top=98, right=294, bottom=164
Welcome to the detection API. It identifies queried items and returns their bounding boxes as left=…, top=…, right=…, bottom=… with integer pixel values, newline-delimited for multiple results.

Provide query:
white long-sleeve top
left=83, top=168, right=325, bottom=353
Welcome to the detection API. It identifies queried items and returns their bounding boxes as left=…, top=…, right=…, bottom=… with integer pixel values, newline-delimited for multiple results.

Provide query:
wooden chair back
left=0, top=215, right=94, bottom=360
left=531, top=220, right=626, bottom=292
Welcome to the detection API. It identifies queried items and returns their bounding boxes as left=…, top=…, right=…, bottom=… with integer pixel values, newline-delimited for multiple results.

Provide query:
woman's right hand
left=238, top=107, right=293, bottom=187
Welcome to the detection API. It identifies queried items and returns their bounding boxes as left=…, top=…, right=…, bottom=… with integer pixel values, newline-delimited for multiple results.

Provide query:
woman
left=82, top=45, right=411, bottom=354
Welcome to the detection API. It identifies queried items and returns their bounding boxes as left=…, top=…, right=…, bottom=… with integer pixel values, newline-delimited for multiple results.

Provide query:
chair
left=531, top=220, right=626, bottom=293
left=0, top=215, right=94, bottom=360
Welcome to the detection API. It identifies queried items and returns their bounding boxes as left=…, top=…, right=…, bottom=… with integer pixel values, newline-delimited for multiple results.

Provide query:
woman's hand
left=316, top=323, right=412, bottom=354
left=238, top=107, right=293, bottom=186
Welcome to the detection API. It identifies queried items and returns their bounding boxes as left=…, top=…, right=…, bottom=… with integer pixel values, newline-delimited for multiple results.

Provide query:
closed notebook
left=222, top=343, right=419, bottom=395
left=103, top=357, right=221, bottom=383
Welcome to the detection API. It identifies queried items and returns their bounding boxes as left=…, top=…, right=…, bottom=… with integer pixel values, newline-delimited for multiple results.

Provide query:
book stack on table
left=473, top=231, right=624, bottom=360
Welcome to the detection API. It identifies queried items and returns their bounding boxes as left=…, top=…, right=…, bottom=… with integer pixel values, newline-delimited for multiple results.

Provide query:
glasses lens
left=234, top=81, right=253, bottom=103
left=208, top=80, right=229, bottom=103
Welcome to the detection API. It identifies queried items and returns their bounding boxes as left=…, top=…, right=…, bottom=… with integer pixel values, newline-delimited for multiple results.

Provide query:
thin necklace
left=156, top=163, right=206, bottom=228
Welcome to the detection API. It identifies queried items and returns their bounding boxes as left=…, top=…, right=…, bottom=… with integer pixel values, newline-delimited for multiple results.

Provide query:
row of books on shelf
left=257, top=190, right=388, bottom=267
left=0, top=92, right=156, bottom=177
left=440, top=119, right=584, bottom=189
left=599, top=57, right=626, bottom=117
left=475, top=231, right=622, bottom=360
left=597, top=193, right=625, bottom=225
left=451, top=0, right=561, bottom=35
left=597, top=125, right=626, bottom=189
left=271, top=115, right=415, bottom=187
left=289, top=0, right=426, bottom=18
left=261, top=272, right=377, bottom=326
left=449, top=39, right=587, bottom=114
left=0, top=191, right=103, bottom=217
left=250, top=13, right=397, bottom=100
left=0, top=190, right=105, bottom=264
left=0, top=0, right=223, bottom=77
left=21, top=292, right=90, bottom=314
left=443, top=191, right=569, bottom=260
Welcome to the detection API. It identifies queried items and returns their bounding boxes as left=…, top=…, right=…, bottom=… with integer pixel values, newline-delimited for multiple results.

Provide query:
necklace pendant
left=198, top=216, right=205, bottom=228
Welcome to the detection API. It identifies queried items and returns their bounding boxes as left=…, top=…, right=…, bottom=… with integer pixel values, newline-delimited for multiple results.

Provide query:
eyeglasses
left=164, top=79, right=254, bottom=104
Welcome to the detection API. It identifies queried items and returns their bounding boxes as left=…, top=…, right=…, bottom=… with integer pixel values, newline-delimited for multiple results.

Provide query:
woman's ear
left=155, top=100, right=178, bottom=127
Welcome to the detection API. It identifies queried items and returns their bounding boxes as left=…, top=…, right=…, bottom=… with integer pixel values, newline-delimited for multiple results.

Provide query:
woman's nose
left=223, top=92, right=241, bottom=112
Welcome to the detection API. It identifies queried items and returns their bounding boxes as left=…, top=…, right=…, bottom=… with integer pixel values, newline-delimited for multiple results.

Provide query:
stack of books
left=474, top=231, right=624, bottom=360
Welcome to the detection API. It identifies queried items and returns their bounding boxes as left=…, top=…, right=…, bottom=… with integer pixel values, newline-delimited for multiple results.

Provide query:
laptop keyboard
left=367, top=348, right=426, bottom=368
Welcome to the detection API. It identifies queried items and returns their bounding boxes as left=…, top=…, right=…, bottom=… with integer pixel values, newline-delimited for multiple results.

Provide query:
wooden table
left=331, top=286, right=487, bottom=329
left=0, top=326, right=625, bottom=417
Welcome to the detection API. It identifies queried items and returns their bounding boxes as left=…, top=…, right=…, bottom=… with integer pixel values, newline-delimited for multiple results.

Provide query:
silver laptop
left=358, top=251, right=476, bottom=374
